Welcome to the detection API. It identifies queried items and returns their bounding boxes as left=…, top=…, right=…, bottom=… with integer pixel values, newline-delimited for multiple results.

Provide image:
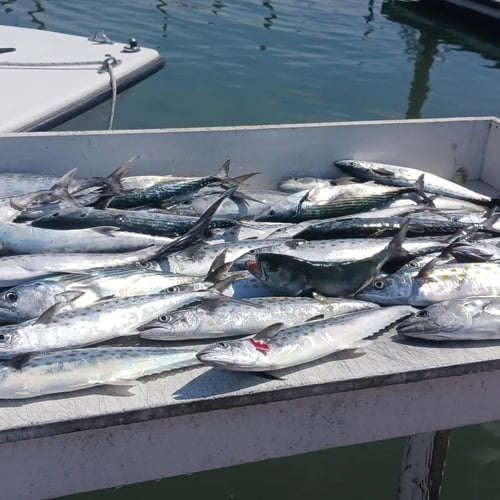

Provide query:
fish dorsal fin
left=35, top=302, right=66, bottom=325
left=215, top=159, right=231, bottom=179
left=54, top=290, right=86, bottom=304
left=206, top=249, right=230, bottom=277
left=386, top=220, right=410, bottom=260
left=253, top=322, right=285, bottom=340
left=52, top=167, right=79, bottom=190
left=373, top=167, right=395, bottom=177
left=416, top=256, right=440, bottom=280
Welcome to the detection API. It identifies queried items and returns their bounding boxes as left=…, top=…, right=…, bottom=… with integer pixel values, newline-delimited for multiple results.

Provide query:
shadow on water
left=381, top=0, right=500, bottom=118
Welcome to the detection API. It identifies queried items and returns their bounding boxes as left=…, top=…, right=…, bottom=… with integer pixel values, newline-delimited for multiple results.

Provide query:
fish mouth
left=245, top=259, right=262, bottom=278
left=396, top=316, right=439, bottom=336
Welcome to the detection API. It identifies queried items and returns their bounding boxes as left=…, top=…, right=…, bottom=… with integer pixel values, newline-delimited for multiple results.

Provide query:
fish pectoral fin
left=252, top=371, right=285, bottom=381
left=305, top=314, right=324, bottom=322
left=5, top=353, right=32, bottom=370
left=90, top=226, right=121, bottom=236
left=102, top=383, right=138, bottom=397
left=372, top=167, right=395, bottom=177
left=253, top=322, right=285, bottom=340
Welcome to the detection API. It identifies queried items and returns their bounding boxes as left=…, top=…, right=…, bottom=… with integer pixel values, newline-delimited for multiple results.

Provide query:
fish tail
left=104, top=156, right=139, bottom=194
left=412, top=174, right=435, bottom=207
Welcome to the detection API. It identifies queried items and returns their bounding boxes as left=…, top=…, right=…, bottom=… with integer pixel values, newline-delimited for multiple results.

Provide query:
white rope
left=0, top=57, right=120, bottom=129
left=0, top=60, right=108, bottom=67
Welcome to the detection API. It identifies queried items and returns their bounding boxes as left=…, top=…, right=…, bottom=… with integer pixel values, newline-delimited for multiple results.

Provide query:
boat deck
left=0, top=25, right=164, bottom=132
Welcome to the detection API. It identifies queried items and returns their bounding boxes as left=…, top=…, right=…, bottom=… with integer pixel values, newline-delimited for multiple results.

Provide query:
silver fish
left=0, top=346, right=201, bottom=399
left=335, top=159, right=492, bottom=204
left=0, top=289, right=217, bottom=357
left=0, top=242, right=174, bottom=287
left=397, top=297, right=500, bottom=341
left=0, top=221, right=173, bottom=255
left=0, top=268, right=208, bottom=324
left=357, top=262, right=500, bottom=306
left=138, top=295, right=378, bottom=340
left=196, top=305, right=416, bottom=371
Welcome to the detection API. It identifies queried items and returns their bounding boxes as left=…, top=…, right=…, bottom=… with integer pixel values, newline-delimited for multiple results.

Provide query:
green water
left=2, top=0, right=500, bottom=498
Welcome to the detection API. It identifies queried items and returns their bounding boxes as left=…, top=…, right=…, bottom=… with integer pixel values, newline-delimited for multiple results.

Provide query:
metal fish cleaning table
left=0, top=117, right=499, bottom=499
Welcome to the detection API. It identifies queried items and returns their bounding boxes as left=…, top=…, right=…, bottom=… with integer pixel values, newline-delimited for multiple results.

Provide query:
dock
left=0, top=116, right=499, bottom=498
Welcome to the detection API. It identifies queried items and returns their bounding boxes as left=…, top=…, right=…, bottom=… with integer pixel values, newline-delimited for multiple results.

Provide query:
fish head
left=254, top=190, right=309, bottom=222
left=138, top=308, right=202, bottom=339
left=246, top=253, right=308, bottom=296
left=397, top=298, right=494, bottom=340
left=196, top=340, right=264, bottom=371
left=0, top=325, right=23, bottom=358
left=0, top=282, right=59, bottom=324
left=356, top=273, right=413, bottom=305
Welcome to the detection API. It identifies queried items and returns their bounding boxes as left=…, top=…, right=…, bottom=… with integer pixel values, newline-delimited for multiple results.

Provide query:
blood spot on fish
left=250, top=338, right=269, bottom=352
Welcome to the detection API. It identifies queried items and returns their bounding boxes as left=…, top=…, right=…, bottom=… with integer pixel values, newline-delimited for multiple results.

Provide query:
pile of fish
left=0, top=156, right=499, bottom=400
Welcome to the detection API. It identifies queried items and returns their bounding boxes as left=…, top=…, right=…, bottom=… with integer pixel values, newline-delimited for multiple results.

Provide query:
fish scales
left=0, top=346, right=201, bottom=399
left=196, top=305, right=416, bottom=371
left=139, top=296, right=379, bottom=340
left=357, top=262, right=500, bottom=306
left=0, top=290, right=217, bottom=357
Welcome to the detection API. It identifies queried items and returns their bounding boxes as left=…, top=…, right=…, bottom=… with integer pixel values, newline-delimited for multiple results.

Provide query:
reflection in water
left=0, top=0, right=15, bottom=15
left=363, top=0, right=375, bottom=38
left=382, top=0, right=500, bottom=119
left=212, top=0, right=225, bottom=16
left=27, top=0, right=45, bottom=30
left=263, top=1, right=276, bottom=30
left=406, top=32, right=438, bottom=118
left=155, top=0, right=169, bottom=35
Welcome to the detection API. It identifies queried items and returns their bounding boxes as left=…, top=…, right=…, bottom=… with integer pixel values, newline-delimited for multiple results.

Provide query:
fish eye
left=4, top=291, right=18, bottom=303
left=265, top=263, right=279, bottom=273
left=166, top=286, right=180, bottom=293
left=0, top=333, right=11, bottom=343
left=373, top=280, right=385, bottom=289
left=416, top=310, right=430, bottom=317
left=158, top=314, right=170, bottom=322
left=216, top=341, right=230, bottom=349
